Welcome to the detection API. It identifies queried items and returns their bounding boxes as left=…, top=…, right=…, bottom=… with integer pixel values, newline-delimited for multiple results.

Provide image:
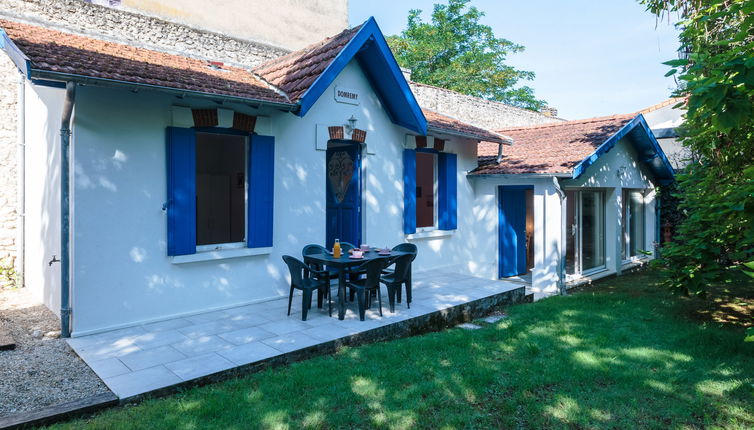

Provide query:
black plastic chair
left=302, top=244, right=338, bottom=309
left=380, top=253, right=414, bottom=312
left=346, top=258, right=386, bottom=321
left=383, top=243, right=417, bottom=306
left=282, top=255, right=331, bottom=320
left=340, top=241, right=357, bottom=253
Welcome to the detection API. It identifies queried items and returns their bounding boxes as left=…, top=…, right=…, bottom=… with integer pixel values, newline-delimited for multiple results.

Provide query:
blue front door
left=326, top=144, right=362, bottom=248
left=499, top=187, right=528, bottom=277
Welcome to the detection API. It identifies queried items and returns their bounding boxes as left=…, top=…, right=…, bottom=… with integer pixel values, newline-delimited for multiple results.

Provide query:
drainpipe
left=552, top=176, right=567, bottom=295
left=15, top=72, right=25, bottom=287
left=655, top=191, right=661, bottom=258
left=60, top=82, right=76, bottom=338
left=496, top=143, right=503, bottom=164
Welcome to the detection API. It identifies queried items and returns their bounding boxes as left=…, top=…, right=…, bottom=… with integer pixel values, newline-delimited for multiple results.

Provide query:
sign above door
left=334, top=86, right=360, bottom=105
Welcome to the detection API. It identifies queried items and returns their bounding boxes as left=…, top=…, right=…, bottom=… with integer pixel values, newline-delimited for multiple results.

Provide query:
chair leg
left=386, top=283, right=396, bottom=313
left=287, top=285, right=294, bottom=316
left=396, top=285, right=402, bottom=303
left=376, top=286, right=383, bottom=317
left=327, top=286, right=333, bottom=317
left=407, top=270, right=413, bottom=307
left=317, top=289, right=323, bottom=309
left=302, top=289, right=312, bottom=321
left=356, top=289, right=367, bottom=321
left=349, top=289, right=355, bottom=302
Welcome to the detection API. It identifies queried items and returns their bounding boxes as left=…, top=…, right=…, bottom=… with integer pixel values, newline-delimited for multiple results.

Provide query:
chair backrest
left=389, top=253, right=414, bottom=283
left=282, top=255, right=307, bottom=287
left=302, top=244, right=326, bottom=257
left=355, top=258, right=386, bottom=289
left=392, top=243, right=417, bottom=262
left=340, top=241, right=356, bottom=253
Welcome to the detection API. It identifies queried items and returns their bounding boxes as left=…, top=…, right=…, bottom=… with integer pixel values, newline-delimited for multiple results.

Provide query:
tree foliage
left=642, top=0, right=754, bottom=295
left=387, top=0, right=546, bottom=111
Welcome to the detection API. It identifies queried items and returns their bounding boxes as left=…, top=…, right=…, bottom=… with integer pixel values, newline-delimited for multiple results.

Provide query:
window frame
left=415, top=149, right=439, bottom=232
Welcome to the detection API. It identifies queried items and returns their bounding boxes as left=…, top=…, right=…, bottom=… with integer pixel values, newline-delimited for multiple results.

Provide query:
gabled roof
left=473, top=114, right=675, bottom=184
left=254, top=17, right=427, bottom=134
left=0, top=20, right=293, bottom=108
left=423, top=109, right=509, bottom=144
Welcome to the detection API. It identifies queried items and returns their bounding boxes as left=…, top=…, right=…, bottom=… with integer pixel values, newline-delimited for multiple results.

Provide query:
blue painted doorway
left=498, top=186, right=532, bottom=278
left=326, top=142, right=362, bottom=248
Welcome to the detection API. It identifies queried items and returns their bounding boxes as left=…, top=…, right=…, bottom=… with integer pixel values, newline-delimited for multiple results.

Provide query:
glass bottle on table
left=333, top=239, right=341, bottom=259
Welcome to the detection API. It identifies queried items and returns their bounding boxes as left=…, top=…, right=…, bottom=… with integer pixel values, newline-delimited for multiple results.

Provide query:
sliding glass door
left=566, top=190, right=606, bottom=275
left=580, top=191, right=605, bottom=271
left=622, top=190, right=645, bottom=259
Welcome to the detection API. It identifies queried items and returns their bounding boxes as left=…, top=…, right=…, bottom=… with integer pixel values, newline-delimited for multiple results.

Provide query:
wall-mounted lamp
left=345, top=115, right=357, bottom=134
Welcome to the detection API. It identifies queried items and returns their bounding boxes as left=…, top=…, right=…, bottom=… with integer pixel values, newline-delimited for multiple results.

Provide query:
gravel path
left=0, top=287, right=110, bottom=417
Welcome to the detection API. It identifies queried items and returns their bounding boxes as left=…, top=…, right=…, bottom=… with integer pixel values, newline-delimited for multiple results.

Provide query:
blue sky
left=349, top=1, right=680, bottom=120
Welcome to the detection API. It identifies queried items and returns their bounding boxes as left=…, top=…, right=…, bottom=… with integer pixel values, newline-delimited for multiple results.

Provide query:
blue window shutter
left=438, top=152, right=457, bottom=230
left=248, top=135, right=275, bottom=248
left=403, top=149, right=416, bottom=234
left=166, top=127, right=196, bottom=256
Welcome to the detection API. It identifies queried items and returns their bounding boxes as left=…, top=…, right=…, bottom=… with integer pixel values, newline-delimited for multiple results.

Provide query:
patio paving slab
left=67, top=270, right=525, bottom=399
left=165, top=353, right=236, bottom=381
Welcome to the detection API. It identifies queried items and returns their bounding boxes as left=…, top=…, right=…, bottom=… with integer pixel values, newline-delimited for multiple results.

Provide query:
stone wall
left=410, top=82, right=564, bottom=131
left=118, top=0, right=349, bottom=51
left=0, top=0, right=289, bottom=68
left=0, top=54, right=18, bottom=268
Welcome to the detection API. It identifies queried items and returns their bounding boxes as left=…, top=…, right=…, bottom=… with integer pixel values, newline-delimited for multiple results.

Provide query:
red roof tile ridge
left=497, top=113, right=636, bottom=133
left=254, top=24, right=363, bottom=72
left=638, top=97, right=687, bottom=114
left=249, top=71, right=293, bottom=103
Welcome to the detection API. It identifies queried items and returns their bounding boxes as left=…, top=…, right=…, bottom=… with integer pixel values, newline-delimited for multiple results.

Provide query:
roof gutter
left=31, top=70, right=298, bottom=112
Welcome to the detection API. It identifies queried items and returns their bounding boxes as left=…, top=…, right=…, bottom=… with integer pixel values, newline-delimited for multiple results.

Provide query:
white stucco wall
left=67, top=61, right=499, bottom=334
left=24, top=82, right=65, bottom=314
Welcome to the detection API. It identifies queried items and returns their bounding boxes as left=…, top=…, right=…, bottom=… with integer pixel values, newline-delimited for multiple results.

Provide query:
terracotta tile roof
left=472, top=114, right=636, bottom=175
left=0, top=20, right=291, bottom=105
left=254, top=25, right=362, bottom=102
left=423, top=109, right=508, bottom=144
left=639, top=97, right=686, bottom=114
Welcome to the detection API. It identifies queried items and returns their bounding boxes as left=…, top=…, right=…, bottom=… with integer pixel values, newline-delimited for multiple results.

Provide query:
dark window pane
left=196, top=133, right=246, bottom=245
left=565, top=190, right=577, bottom=274
left=416, top=152, right=435, bottom=228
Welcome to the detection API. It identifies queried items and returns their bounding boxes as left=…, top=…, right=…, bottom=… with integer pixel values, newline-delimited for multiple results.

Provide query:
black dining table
left=304, top=249, right=409, bottom=320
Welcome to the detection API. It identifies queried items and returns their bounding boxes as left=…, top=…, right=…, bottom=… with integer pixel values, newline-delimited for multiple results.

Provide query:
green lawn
left=50, top=270, right=754, bottom=429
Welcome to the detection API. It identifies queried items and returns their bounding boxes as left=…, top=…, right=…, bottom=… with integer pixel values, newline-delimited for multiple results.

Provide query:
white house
left=475, top=114, right=675, bottom=298
left=0, top=17, right=674, bottom=336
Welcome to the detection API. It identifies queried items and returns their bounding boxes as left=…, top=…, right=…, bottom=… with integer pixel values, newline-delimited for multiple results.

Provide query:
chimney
left=400, top=67, right=412, bottom=81
left=540, top=106, right=558, bottom=117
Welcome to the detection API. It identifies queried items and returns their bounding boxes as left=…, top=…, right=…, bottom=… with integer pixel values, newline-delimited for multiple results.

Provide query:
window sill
left=172, top=247, right=272, bottom=264
left=406, top=229, right=455, bottom=240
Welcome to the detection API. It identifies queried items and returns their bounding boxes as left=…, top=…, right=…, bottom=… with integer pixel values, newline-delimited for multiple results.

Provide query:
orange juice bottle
left=333, top=239, right=341, bottom=258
